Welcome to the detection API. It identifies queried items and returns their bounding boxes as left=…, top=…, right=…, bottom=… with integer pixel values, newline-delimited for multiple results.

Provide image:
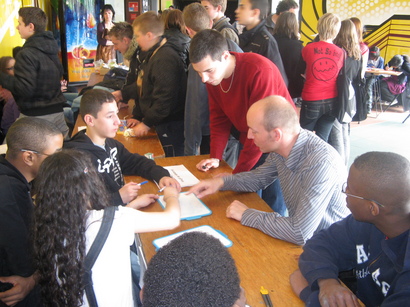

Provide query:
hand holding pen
left=119, top=180, right=148, bottom=204
left=157, top=176, right=181, bottom=193
left=196, top=158, right=220, bottom=172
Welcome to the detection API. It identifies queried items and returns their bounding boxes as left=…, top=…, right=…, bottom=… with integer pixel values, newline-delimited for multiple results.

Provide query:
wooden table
left=72, top=101, right=165, bottom=158
left=126, top=155, right=303, bottom=307
left=365, top=68, right=402, bottom=76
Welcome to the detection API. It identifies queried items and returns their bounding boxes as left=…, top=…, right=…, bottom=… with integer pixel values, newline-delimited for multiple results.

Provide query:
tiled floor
left=349, top=104, right=410, bottom=166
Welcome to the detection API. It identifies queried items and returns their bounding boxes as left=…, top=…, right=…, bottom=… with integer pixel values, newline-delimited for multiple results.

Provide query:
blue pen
left=138, top=180, right=148, bottom=186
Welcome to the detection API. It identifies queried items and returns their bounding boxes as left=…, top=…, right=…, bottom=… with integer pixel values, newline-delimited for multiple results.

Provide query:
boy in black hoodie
left=235, top=0, right=288, bottom=85
left=0, top=7, right=69, bottom=138
left=132, top=11, right=187, bottom=157
left=64, top=89, right=180, bottom=206
left=0, top=117, right=63, bottom=307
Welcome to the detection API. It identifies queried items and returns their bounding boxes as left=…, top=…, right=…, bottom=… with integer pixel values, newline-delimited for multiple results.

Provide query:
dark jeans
left=155, top=120, right=185, bottom=157
left=300, top=99, right=336, bottom=142
left=254, top=153, right=287, bottom=217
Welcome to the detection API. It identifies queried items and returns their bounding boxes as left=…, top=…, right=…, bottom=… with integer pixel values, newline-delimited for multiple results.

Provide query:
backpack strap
left=83, top=206, right=117, bottom=307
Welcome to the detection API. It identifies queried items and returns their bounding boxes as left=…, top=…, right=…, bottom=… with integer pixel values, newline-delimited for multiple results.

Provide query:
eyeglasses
left=20, top=149, right=51, bottom=157
left=341, top=182, right=384, bottom=208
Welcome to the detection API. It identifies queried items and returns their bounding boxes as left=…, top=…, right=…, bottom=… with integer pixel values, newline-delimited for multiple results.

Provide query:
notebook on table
left=157, top=192, right=211, bottom=220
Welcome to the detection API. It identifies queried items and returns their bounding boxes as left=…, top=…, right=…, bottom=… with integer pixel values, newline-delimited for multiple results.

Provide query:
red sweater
left=206, top=52, right=293, bottom=173
left=302, top=41, right=344, bottom=101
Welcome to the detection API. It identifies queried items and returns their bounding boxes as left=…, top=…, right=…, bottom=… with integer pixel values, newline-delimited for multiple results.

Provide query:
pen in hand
left=158, top=186, right=166, bottom=193
left=138, top=180, right=148, bottom=186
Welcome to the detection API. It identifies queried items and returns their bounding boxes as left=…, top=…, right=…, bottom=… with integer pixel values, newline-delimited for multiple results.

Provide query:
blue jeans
left=300, top=99, right=336, bottom=142
left=254, top=153, right=288, bottom=216
left=155, top=120, right=185, bottom=157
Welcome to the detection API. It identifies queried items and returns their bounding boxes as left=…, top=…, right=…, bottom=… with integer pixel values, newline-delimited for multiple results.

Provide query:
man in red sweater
left=190, top=29, right=293, bottom=215
left=190, top=29, right=293, bottom=174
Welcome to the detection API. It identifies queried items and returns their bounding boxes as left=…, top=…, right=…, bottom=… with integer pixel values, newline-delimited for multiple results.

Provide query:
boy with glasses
left=0, top=117, right=63, bottom=307
left=291, top=151, right=410, bottom=306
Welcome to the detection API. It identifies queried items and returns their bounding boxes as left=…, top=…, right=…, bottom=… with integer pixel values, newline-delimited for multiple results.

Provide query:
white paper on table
left=78, top=126, right=87, bottom=131
left=164, top=164, right=200, bottom=187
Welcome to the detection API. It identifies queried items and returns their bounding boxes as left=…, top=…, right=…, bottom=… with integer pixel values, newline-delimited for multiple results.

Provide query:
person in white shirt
left=33, top=149, right=180, bottom=307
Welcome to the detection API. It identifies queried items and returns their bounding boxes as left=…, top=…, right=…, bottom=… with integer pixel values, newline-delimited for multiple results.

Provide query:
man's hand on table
left=126, top=118, right=140, bottom=128
left=188, top=178, right=224, bottom=199
left=226, top=200, right=248, bottom=221
left=133, top=122, right=150, bottom=137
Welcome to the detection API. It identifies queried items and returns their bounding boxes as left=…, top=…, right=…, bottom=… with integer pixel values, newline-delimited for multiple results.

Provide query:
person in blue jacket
left=290, top=151, right=410, bottom=306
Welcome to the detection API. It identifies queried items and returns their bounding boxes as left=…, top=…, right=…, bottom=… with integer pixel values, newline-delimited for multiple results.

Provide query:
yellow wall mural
left=300, top=0, right=410, bottom=63
left=0, top=0, right=49, bottom=57
left=0, top=0, right=24, bottom=57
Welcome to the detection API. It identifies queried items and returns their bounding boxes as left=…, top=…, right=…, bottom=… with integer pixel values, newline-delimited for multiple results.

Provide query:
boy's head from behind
left=142, top=232, right=242, bottom=306
left=80, top=89, right=120, bottom=140
left=132, top=11, right=164, bottom=51
left=18, top=7, right=47, bottom=38
left=183, top=3, right=212, bottom=35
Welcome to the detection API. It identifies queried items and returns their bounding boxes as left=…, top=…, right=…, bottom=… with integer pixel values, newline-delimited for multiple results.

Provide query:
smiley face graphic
left=312, top=57, right=338, bottom=81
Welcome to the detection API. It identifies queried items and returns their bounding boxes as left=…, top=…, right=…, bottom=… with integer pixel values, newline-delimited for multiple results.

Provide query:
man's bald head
left=248, top=95, right=299, bottom=134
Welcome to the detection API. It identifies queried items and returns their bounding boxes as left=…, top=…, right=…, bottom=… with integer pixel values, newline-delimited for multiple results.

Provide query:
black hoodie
left=64, top=131, right=170, bottom=205
left=0, top=31, right=65, bottom=116
left=0, top=156, right=41, bottom=306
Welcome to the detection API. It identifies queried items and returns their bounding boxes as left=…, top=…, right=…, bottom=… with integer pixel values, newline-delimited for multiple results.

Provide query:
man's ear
left=22, top=151, right=35, bottom=167
left=28, top=22, right=36, bottom=33
left=221, top=50, right=230, bottom=61
left=146, top=31, right=155, bottom=40
left=123, top=36, right=131, bottom=45
left=84, top=114, right=95, bottom=126
left=216, top=4, right=223, bottom=13
left=369, top=201, right=381, bottom=217
left=185, top=26, right=195, bottom=38
left=252, top=8, right=261, bottom=20
left=271, top=128, right=282, bottom=142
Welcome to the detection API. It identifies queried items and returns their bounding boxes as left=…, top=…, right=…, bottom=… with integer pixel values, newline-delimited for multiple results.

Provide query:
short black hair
left=80, top=89, right=116, bottom=120
left=6, top=117, right=61, bottom=160
left=388, top=55, right=404, bottom=68
left=248, top=0, right=269, bottom=20
left=143, top=232, right=241, bottom=306
left=18, top=7, right=47, bottom=33
left=353, top=152, right=410, bottom=210
left=275, top=0, right=298, bottom=15
left=189, top=29, right=228, bottom=63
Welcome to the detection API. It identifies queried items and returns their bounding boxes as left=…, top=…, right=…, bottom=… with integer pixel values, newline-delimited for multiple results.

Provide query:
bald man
left=291, top=151, right=410, bottom=306
left=189, top=95, right=349, bottom=245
